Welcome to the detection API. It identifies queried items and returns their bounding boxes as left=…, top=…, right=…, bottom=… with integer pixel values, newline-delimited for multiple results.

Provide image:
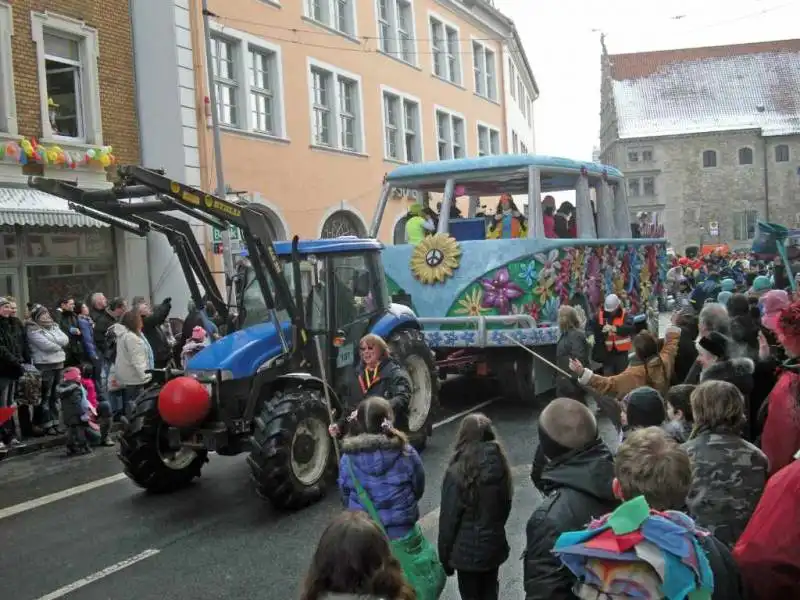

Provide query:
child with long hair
left=438, top=413, right=512, bottom=600
left=337, top=396, right=425, bottom=541
left=300, top=511, right=415, bottom=600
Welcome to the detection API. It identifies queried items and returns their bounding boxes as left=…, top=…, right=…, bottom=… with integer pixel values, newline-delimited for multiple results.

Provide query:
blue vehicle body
left=187, top=239, right=420, bottom=382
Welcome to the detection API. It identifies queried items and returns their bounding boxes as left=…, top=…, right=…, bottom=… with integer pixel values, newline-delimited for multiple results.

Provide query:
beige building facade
left=194, top=0, right=538, bottom=243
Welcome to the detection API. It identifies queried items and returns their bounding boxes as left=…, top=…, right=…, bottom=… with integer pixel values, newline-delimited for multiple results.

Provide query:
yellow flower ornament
left=410, top=234, right=462, bottom=284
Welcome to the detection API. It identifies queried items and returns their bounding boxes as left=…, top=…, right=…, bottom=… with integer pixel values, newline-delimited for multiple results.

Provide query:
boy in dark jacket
left=524, top=398, right=618, bottom=600
left=58, top=367, right=90, bottom=455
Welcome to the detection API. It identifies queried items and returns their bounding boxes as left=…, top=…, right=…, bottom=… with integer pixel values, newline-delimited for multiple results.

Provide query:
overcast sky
left=494, top=0, right=800, bottom=160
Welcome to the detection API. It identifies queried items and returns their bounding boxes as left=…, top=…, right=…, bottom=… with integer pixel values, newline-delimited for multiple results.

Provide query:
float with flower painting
left=372, top=154, right=668, bottom=399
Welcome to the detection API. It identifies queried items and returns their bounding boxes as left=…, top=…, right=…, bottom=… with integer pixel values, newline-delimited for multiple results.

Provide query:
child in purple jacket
left=337, top=396, right=425, bottom=540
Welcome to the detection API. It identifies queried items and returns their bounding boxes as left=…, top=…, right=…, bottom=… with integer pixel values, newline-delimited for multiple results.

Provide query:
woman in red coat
left=760, top=301, right=800, bottom=476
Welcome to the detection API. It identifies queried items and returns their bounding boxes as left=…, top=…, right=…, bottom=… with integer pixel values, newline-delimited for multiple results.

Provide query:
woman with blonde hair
left=556, top=305, right=591, bottom=403
left=682, top=380, right=768, bottom=548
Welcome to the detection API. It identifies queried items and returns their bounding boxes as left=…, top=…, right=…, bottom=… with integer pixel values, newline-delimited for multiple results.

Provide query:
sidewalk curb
left=1, top=423, right=124, bottom=460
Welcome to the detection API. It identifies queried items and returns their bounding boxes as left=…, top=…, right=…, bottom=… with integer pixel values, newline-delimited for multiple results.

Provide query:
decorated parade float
left=371, top=155, right=668, bottom=399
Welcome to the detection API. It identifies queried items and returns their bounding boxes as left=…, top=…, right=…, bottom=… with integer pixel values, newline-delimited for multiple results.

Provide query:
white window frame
left=209, top=22, right=288, bottom=140
left=471, top=38, right=497, bottom=101
left=508, top=58, right=516, bottom=101
left=434, top=105, right=467, bottom=160
left=512, top=131, right=519, bottom=153
left=0, top=2, right=17, bottom=135
left=380, top=85, right=423, bottom=163
left=307, top=57, right=365, bottom=154
left=31, top=11, right=102, bottom=145
left=520, top=141, right=528, bottom=154
left=476, top=122, right=500, bottom=157
left=304, top=0, right=358, bottom=39
left=374, top=0, right=417, bottom=66
left=428, top=11, right=462, bottom=86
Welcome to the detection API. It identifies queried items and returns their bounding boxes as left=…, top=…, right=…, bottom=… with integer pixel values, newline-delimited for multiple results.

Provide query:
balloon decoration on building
left=0, top=136, right=115, bottom=169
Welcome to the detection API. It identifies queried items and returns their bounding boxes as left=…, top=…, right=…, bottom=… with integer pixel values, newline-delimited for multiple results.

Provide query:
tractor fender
left=270, top=373, right=345, bottom=416
left=369, top=303, right=421, bottom=340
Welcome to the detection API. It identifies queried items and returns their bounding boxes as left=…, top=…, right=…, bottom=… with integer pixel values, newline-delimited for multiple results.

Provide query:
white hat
left=604, top=294, right=621, bottom=312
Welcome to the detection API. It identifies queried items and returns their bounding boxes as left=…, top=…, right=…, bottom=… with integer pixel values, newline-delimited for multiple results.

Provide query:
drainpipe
left=760, top=130, right=770, bottom=222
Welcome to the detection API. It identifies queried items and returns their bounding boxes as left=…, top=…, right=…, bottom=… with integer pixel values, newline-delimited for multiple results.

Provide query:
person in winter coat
left=759, top=300, right=800, bottom=476
left=181, top=326, right=210, bottom=369
left=300, top=511, right=415, bottom=600
left=523, top=398, right=618, bottom=600
left=74, top=301, right=99, bottom=374
left=727, top=293, right=761, bottom=359
left=337, top=396, right=425, bottom=542
left=92, top=297, right=126, bottom=378
left=555, top=306, right=590, bottom=403
left=329, top=334, right=413, bottom=437
left=108, top=309, right=154, bottom=416
left=26, top=305, right=69, bottom=435
left=134, top=297, right=172, bottom=369
left=683, top=302, right=733, bottom=384
left=682, top=380, right=768, bottom=548
left=610, top=427, right=746, bottom=600
left=695, top=331, right=756, bottom=441
left=618, top=386, right=666, bottom=444
left=663, top=384, right=695, bottom=443
left=0, top=297, right=28, bottom=448
left=58, top=367, right=90, bottom=455
left=438, top=413, right=512, bottom=600
left=671, top=309, right=699, bottom=385
left=54, top=297, right=84, bottom=367
left=569, top=325, right=681, bottom=400
left=733, top=456, right=800, bottom=600
left=591, top=293, right=636, bottom=376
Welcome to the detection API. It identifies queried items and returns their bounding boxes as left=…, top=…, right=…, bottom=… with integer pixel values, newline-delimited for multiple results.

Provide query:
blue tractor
left=29, top=167, right=438, bottom=510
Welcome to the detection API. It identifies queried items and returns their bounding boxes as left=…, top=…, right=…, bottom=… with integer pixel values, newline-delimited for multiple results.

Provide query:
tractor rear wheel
left=389, top=328, right=439, bottom=451
left=247, top=388, right=335, bottom=510
left=117, top=388, right=208, bottom=493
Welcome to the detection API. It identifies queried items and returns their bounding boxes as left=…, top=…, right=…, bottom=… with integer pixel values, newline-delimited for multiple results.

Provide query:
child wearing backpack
left=438, top=414, right=512, bottom=600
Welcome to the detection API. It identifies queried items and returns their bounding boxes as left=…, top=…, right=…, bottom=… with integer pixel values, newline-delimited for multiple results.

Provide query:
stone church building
left=599, top=38, right=800, bottom=253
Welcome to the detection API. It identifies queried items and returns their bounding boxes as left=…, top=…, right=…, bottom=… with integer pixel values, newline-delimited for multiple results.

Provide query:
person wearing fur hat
left=592, top=293, right=636, bottom=376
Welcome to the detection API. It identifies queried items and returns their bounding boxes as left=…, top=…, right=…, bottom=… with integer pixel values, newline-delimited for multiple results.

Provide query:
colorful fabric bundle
left=553, top=496, right=714, bottom=600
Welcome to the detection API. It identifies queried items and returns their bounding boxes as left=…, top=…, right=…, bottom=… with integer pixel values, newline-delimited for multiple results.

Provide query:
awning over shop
left=0, top=187, right=109, bottom=228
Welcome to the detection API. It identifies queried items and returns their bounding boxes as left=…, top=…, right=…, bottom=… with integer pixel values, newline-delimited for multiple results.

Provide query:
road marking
left=33, top=548, right=160, bottom=600
left=432, top=398, right=498, bottom=430
left=0, top=473, right=128, bottom=522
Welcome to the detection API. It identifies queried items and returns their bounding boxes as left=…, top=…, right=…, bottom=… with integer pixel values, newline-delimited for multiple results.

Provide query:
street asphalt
left=0, top=373, right=619, bottom=600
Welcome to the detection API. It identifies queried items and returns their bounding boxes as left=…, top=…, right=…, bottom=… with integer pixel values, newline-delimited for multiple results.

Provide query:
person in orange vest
left=593, top=293, right=635, bottom=376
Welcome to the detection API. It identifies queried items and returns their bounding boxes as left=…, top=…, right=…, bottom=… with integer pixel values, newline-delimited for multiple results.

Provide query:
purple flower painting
left=480, top=267, right=523, bottom=314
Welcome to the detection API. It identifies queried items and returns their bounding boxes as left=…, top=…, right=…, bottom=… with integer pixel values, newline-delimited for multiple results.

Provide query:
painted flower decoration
left=480, top=267, right=524, bottom=315
left=508, top=303, right=538, bottom=328
left=540, top=297, right=560, bottom=324
left=534, top=249, right=562, bottom=279
left=534, top=274, right=556, bottom=301
left=519, top=260, right=538, bottom=288
left=454, top=287, right=486, bottom=317
left=410, top=234, right=462, bottom=285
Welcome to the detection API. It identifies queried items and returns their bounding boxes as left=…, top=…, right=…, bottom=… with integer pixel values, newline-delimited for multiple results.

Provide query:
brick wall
left=9, top=0, right=140, bottom=164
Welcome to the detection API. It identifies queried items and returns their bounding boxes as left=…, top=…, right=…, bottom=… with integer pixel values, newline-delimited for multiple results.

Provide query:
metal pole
left=202, top=0, right=236, bottom=302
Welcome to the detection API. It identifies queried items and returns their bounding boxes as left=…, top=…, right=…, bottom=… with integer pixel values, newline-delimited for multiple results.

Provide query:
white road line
left=34, top=548, right=160, bottom=600
left=432, top=398, right=498, bottom=430
left=0, top=473, right=128, bottom=522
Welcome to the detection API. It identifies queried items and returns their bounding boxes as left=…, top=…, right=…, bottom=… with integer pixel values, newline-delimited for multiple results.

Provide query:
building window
left=702, top=150, right=717, bottom=168
left=527, top=97, right=533, bottom=126
left=305, top=0, right=356, bottom=37
left=512, top=131, right=519, bottom=153
left=516, top=78, right=524, bottom=108
left=642, top=176, right=655, bottom=196
left=321, top=210, right=364, bottom=238
left=0, top=2, right=16, bottom=134
left=775, top=144, right=790, bottom=162
left=32, top=12, right=103, bottom=144
left=628, top=151, right=639, bottom=163
left=471, top=40, right=497, bottom=100
left=309, top=60, right=363, bottom=153
left=738, top=147, right=753, bottom=165
left=627, top=176, right=656, bottom=197
left=520, top=142, right=528, bottom=154
left=733, top=210, right=758, bottom=241
left=430, top=15, right=461, bottom=85
left=435, top=107, right=465, bottom=160
left=381, top=88, right=421, bottom=162
left=508, top=59, right=516, bottom=100
left=477, top=124, right=500, bottom=156
left=627, top=178, right=640, bottom=197
left=641, top=149, right=653, bottom=162
left=209, top=26, right=286, bottom=138
left=376, top=0, right=416, bottom=65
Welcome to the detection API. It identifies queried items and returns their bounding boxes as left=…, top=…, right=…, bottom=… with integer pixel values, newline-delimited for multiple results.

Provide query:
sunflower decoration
left=410, top=233, right=462, bottom=284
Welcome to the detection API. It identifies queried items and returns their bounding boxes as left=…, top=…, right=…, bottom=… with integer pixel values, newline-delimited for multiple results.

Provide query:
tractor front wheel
left=117, top=388, right=209, bottom=493
left=389, top=328, right=439, bottom=451
left=247, top=388, right=335, bottom=510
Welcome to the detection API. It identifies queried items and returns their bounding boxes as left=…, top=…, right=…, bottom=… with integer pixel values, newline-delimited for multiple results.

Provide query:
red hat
left=62, top=367, right=81, bottom=382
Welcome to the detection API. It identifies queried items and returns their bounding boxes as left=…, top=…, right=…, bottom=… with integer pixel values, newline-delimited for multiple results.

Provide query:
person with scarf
left=26, top=305, right=69, bottom=435
left=54, top=297, right=84, bottom=367
left=489, top=193, right=527, bottom=239
left=108, top=308, right=154, bottom=417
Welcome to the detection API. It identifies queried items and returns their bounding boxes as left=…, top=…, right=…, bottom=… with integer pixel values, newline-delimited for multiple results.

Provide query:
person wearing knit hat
left=759, top=289, right=790, bottom=333
left=717, top=290, right=733, bottom=306
left=621, top=386, right=666, bottom=433
left=748, top=275, right=772, bottom=299
left=720, top=278, right=736, bottom=293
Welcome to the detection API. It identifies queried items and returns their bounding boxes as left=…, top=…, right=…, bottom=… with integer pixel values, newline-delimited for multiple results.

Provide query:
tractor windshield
left=238, top=259, right=315, bottom=329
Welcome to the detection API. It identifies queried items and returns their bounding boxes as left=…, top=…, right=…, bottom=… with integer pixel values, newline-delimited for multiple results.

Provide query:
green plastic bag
left=348, top=462, right=446, bottom=600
